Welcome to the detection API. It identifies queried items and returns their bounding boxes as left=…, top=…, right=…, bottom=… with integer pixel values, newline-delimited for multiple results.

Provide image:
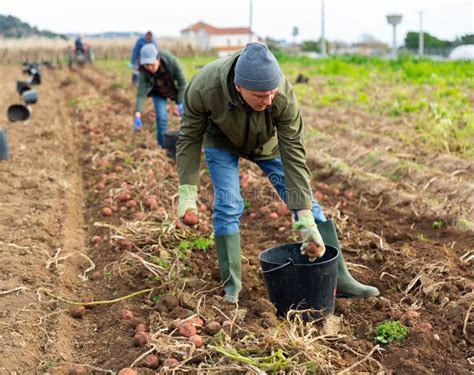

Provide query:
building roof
left=215, top=45, right=244, bottom=52
left=182, top=21, right=251, bottom=35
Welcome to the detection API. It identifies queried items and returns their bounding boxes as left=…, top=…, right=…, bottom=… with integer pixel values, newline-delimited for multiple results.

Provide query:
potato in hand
left=182, top=209, right=198, bottom=226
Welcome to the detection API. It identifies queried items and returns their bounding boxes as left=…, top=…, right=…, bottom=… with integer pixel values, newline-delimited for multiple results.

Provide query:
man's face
left=144, top=58, right=160, bottom=74
left=235, top=84, right=278, bottom=112
left=145, top=33, right=152, bottom=42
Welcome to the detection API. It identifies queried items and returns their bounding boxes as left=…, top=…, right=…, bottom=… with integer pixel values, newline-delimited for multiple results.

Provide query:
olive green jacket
left=176, top=51, right=312, bottom=210
left=135, top=49, right=186, bottom=113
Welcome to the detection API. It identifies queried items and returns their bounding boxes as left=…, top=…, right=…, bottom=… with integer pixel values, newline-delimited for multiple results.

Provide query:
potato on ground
left=189, top=334, right=204, bottom=348
left=179, top=323, right=197, bottom=337
left=70, top=306, right=86, bottom=319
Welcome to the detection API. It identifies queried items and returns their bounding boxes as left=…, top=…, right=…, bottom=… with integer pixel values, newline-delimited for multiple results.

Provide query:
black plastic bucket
left=0, top=128, right=8, bottom=161
left=22, top=89, right=38, bottom=104
left=7, top=104, right=31, bottom=122
left=16, top=80, right=32, bottom=95
left=163, top=130, right=179, bottom=160
left=259, top=243, right=339, bottom=320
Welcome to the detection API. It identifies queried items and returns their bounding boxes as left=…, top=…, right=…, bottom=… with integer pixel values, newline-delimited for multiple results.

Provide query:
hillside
left=0, top=14, right=66, bottom=39
left=65, top=31, right=141, bottom=39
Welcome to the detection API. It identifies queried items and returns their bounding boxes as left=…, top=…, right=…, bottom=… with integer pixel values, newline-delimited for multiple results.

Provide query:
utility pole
left=418, top=11, right=424, bottom=57
left=321, top=0, right=327, bottom=56
left=249, top=0, right=253, bottom=43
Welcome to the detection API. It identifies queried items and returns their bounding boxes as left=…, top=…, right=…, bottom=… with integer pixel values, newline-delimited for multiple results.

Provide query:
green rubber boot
left=317, top=220, right=380, bottom=298
left=215, top=233, right=242, bottom=303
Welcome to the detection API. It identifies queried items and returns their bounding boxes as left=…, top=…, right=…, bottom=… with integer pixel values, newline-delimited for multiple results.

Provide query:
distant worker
left=133, top=44, right=186, bottom=147
left=75, top=35, right=84, bottom=53
left=130, top=31, right=156, bottom=86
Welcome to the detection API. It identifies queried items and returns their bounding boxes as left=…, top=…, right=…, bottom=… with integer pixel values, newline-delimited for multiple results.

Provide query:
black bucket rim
left=16, top=80, right=32, bottom=94
left=259, top=242, right=339, bottom=268
left=22, top=89, right=38, bottom=104
left=7, top=104, right=31, bottom=122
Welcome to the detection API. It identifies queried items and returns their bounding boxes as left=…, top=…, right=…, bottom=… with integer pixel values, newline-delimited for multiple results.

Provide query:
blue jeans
left=204, top=147, right=326, bottom=236
left=151, top=96, right=168, bottom=147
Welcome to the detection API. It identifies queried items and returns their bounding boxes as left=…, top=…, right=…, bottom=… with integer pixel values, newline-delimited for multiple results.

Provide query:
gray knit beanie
left=140, top=43, right=159, bottom=65
left=234, top=43, right=281, bottom=91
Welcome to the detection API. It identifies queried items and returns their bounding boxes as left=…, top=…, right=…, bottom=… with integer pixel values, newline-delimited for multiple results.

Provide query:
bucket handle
left=260, top=258, right=294, bottom=274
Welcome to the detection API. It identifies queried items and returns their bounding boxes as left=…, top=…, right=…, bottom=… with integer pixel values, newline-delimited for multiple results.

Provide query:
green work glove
left=178, top=185, right=198, bottom=224
left=292, top=210, right=326, bottom=262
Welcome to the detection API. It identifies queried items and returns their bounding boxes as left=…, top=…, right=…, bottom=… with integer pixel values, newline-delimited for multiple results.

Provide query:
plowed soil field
left=0, top=62, right=472, bottom=374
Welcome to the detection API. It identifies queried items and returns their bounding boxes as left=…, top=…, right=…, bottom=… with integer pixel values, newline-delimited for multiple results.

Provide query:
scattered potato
left=206, top=321, right=221, bottom=335
left=179, top=323, right=197, bottom=337
left=90, top=235, right=101, bottom=244
left=133, top=331, right=149, bottom=347
left=145, top=196, right=159, bottom=210
left=277, top=203, right=289, bottom=216
left=100, top=207, right=113, bottom=217
left=417, top=322, right=433, bottom=331
left=189, top=334, right=203, bottom=348
left=314, top=191, right=324, bottom=201
left=91, top=271, right=102, bottom=281
left=268, top=212, right=279, bottom=220
left=118, top=239, right=133, bottom=251
left=344, top=190, right=354, bottom=198
left=119, top=309, right=134, bottom=320
left=126, top=199, right=137, bottom=209
left=117, top=192, right=131, bottom=202
left=143, top=354, right=159, bottom=369
left=70, top=306, right=86, bottom=319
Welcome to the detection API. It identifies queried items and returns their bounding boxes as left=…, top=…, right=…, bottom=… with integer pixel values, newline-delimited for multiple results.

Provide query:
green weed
left=375, top=320, right=408, bottom=344
left=431, top=220, right=444, bottom=229
left=179, top=236, right=214, bottom=253
left=103, top=271, right=113, bottom=282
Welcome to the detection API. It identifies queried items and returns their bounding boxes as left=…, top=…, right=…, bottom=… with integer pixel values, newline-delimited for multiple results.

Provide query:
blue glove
left=128, top=62, right=134, bottom=69
left=133, top=114, right=142, bottom=132
left=177, top=102, right=184, bottom=116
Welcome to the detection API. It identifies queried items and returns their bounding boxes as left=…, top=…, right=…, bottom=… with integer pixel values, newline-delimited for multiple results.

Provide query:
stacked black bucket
left=1, top=63, right=42, bottom=160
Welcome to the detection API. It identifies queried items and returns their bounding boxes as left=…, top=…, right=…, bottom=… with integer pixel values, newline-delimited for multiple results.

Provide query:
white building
left=181, top=21, right=258, bottom=56
left=449, top=45, right=474, bottom=60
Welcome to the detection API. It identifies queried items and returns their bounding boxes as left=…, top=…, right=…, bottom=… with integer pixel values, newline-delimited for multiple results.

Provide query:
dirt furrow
left=0, top=66, right=88, bottom=372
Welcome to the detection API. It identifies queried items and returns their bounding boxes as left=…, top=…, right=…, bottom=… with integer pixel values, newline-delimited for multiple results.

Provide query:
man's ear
left=234, top=84, right=242, bottom=93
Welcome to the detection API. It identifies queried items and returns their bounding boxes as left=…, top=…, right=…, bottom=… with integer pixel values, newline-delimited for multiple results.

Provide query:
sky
left=1, top=0, right=473, bottom=45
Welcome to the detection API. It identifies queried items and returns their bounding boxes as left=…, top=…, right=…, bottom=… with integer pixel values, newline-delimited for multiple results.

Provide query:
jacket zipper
left=242, top=110, right=251, bottom=149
